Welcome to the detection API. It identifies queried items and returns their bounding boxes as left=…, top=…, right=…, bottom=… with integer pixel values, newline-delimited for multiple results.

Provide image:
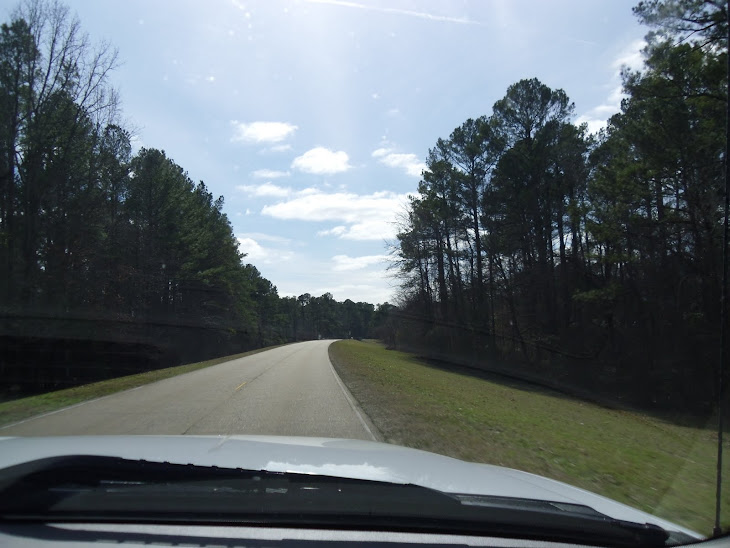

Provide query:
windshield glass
left=0, top=0, right=727, bottom=543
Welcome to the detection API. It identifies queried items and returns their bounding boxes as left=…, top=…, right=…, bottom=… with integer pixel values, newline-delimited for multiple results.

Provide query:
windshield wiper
left=0, top=455, right=678, bottom=547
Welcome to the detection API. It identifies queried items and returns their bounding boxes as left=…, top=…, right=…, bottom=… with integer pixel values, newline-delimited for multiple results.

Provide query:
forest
left=388, top=0, right=728, bottom=415
left=1, top=0, right=727, bottom=415
left=0, top=1, right=380, bottom=393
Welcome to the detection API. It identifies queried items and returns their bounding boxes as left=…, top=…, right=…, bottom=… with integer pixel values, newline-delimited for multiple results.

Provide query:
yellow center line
left=235, top=381, right=247, bottom=391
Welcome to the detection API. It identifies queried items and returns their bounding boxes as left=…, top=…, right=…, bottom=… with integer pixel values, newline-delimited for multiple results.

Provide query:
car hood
left=0, top=434, right=701, bottom=539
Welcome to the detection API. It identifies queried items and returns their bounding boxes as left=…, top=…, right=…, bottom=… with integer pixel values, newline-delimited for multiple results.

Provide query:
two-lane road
left=0, top=340, right=376, bottom=439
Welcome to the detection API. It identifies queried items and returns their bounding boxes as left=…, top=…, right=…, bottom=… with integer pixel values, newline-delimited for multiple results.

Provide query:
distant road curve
left=1, top=340, right=377, bottom=439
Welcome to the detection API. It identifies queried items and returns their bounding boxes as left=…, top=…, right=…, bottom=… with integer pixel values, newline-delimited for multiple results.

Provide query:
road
left=0, top=340, right=377, bottom=440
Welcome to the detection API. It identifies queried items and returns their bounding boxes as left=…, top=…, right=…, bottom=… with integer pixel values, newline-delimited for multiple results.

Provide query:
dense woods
left=0, top=1, right=379, bottom=393
left=1, top=0, right=727, bottom=417
left=388, top=0, right=729, bottom=414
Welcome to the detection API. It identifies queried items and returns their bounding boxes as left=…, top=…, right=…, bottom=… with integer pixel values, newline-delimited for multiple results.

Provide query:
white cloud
left=317, top=225, right=348, bottom=237
left=250, top=169, right=291, bottom=179
left=237, top=236, right=294, bottom=265
left=332, top=254, right=390, bottom=271
left=310, top=274, right=395, bottom=304
left=262, top=189, right=410, bottom=240
left=575, top=115, right=608, bottom=135
left=266, top=251, right=395, bottom=304
left=268, top=144, right=293, bottom=153
left=291, top=147, right=352, bottom=175
left=237, top=182, right=292, bottom=198
left=341, top=219, right=396, bottom=240
left=230, top=121, right=298, bottom=144
left=612, top=39, right=646, bottom=73
left=576, top=39, right=646, bottom=135
left=237, top=184, right=326, bottom=200
left=315, top=284, right=393, bottom=305
left=238, top=232, right=291, bottom=244
left=372, top=148, right=426, bottom=177
left=318, top=220, right=393, bottom=240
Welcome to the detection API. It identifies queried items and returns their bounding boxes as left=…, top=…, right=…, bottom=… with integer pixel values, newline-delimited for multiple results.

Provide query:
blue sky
left=30, top=0, right=647, bottom=304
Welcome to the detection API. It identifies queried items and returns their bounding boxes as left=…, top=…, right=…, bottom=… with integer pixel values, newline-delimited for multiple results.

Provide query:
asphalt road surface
left=0, top=340, right=377, bottom=440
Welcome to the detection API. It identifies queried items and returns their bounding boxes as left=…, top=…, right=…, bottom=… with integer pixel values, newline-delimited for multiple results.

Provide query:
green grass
left=329, top=339, right=730, bottom=536
left=0, top=345, right=285, bottom=428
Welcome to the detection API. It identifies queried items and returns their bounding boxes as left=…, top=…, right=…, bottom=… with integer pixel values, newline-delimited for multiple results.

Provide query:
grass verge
left=0, top=345, right=285, bottom=428
left=329, top=339, right=729, bottom=535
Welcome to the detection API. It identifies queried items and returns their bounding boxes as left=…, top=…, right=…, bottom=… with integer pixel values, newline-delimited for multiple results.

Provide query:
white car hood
left=0, top=435, right=701, bottom=539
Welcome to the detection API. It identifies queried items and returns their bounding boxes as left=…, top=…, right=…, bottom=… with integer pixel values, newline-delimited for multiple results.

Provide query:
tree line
left=389, top=0, right=728, bottom=414
left=0, top=0, right=381, bottom=393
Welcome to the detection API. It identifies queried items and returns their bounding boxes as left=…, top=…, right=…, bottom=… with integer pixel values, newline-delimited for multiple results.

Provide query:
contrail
left=305, top=0, right=482, bottom=26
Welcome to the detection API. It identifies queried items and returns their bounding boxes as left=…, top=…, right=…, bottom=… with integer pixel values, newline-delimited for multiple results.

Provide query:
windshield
left=0, top=0, right=727, bottom=544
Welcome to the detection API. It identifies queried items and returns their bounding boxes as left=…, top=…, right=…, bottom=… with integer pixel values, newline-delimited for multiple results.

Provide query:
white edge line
left=326, top=341, right=380, bottom=442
